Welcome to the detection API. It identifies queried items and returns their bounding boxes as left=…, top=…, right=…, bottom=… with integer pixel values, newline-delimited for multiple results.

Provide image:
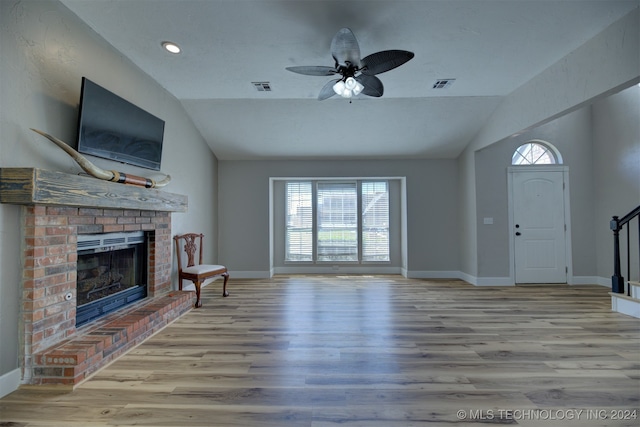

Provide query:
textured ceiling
left=60, top=0, right=638, bottom=160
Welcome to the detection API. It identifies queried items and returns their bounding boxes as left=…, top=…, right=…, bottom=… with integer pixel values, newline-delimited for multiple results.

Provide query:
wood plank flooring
left=1, top=276, right=639, bottom=426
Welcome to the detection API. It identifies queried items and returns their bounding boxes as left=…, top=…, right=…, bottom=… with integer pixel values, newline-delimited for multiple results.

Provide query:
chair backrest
left=173, top=233, right=204, bottom=272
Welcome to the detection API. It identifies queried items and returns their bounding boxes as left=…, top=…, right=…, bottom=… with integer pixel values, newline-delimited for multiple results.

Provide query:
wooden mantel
left=0, top=168, right=187, bottom=212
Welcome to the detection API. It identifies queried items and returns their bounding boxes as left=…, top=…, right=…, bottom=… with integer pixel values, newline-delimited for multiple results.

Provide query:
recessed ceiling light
left=162, top=41, right=181, bottom=54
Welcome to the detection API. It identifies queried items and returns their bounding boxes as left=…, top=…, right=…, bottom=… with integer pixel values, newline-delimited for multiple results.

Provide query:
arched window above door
left=512, top=141, right=562, bottom=165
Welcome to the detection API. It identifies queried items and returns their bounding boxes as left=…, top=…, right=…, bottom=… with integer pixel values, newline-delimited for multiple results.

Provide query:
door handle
left=515, top=232, right=521, bottom=236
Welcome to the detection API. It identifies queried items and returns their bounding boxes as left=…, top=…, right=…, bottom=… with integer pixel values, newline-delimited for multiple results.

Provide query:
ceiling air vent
left=432, top=79, right=455, bottom=89
left=252, top=82, right=272, bottom=92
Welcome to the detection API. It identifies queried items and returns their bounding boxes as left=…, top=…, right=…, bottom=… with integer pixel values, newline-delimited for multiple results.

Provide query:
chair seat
left=182, top=264, right=227, bottom=275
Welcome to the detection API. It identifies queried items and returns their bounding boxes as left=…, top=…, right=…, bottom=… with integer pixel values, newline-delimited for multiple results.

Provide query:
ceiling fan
left=286, top=28, right=414, bottom=100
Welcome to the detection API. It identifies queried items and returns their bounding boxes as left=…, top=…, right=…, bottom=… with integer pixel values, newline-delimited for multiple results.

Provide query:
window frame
left=285, top=179, right=390, bottom=264
left=512, top=140, right=563, bottom=165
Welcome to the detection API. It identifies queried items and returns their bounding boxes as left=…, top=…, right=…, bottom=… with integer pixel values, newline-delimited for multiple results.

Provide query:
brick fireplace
left=1, top=168, right=193, bottom=386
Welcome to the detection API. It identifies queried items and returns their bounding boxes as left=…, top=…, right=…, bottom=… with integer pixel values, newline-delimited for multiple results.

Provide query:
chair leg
left=193, top=281, right=203, bottom=308
left=222, top=272, right=230, bottom=297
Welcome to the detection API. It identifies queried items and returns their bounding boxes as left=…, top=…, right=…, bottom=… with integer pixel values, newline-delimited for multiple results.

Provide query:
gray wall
left=471, top=84, right=639, bottom=284
left=458, top=8, right=639, bottom=282
left=217, top=160, right=459, bottom=277
left=474, top=106, right=596, bottom=279
left=593, top=86, right=640, bottom=281
left=0, top=0, right=219, bottom=395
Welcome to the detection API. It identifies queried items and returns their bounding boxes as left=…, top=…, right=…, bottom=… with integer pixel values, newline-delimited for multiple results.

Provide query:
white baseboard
left=201, top=271, right=613, bottom=290
left=408, top=271, right=513, bottom=286
left=228, top=271, right=272, bottom=279
left=572, top=276, right=609, bottom=286
left=273, top=266, right=402, bottom=276
left=474, top=277, right=514, bottom=286
left=234, top=269, right=467, bottom=279
left=456, top=271, right=477, bottom=285
left=0, top=368, right=21, bottom=399
left=406, top=270, right=462, bottom=280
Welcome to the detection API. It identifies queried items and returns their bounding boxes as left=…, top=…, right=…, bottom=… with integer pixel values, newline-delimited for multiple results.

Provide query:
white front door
left=511, top=168, right=568, bottom=283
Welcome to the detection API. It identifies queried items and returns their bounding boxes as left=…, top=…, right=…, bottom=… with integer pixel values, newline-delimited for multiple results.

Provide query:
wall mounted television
left=76, top=77, right=165, bottom=171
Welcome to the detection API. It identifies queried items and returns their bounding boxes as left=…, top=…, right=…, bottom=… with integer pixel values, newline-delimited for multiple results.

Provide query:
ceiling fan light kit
left=286, top=28, right=414, bottom=101
left=333, top=77, right=364, bottom=98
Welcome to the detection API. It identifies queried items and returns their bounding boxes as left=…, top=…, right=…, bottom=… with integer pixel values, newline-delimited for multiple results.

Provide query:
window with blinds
left=285, top=181, right=313, bottom=261
left=317, top=182, right=358, bottom=262
left=285, top=180, right=390, bottom=263
left=362, top=181, right=390, bottom=261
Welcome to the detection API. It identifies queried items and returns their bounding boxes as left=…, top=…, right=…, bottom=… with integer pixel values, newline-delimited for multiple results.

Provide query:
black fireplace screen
left=77, top=247, right=140, bottom=305
left=76, top=232, right=147, bottom=326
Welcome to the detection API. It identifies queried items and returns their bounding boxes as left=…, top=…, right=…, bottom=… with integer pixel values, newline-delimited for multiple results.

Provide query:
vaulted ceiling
left=60, top=0, right=638, bottom=160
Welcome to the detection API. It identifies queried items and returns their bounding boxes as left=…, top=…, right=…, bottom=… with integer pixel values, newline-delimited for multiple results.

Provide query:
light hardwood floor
left=1, top=276, right=639, bottom=426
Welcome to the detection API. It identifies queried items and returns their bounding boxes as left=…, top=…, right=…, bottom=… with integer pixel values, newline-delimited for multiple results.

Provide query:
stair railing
left=611, top=204, right=640, bottom=295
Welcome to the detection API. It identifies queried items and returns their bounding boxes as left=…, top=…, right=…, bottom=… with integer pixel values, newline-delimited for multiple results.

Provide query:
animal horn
left=31, top=128, right=113, bottom=180
left=151, top=174, right=171, bottom=188
left=30, top=128, right=171, bottom=188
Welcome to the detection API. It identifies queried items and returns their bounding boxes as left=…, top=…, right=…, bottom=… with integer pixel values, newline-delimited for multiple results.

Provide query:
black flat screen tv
left=76, top=77, right=165, bottom=171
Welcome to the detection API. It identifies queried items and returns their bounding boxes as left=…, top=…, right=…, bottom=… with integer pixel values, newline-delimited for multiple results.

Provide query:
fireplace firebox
left=76, top=231, right=147, bottom=326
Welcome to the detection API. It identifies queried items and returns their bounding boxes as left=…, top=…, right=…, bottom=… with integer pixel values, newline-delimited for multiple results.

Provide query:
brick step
left=32, top=291, right=194, bottom=386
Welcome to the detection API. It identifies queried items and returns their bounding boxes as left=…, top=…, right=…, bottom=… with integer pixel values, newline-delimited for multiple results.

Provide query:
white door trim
left=507, top=166, right=573, bottom=284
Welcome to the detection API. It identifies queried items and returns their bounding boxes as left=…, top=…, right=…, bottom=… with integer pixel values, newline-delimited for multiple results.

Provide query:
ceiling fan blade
left=330, top=28, right=361, bottom=67
left=356, top=74, right=384, bottom=97
left=286, top=66, right=337, bottom=76
left=318, top=79, right=339, bottom=100
left=361, top=50, right=415, bottom=75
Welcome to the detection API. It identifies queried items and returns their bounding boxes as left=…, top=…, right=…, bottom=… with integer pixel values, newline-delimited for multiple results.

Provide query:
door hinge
left=566, top=266, right=568, bottom=273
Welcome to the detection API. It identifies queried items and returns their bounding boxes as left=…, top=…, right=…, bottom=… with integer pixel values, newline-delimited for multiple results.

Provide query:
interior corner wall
left=457, top=150, right=478, bottom=280
left=457, top=7, right=639, bottom=284
left=592, top=85, right=640, bottom=282
left=217, top=159, right=459, bottom=278
left=474, top=106, right=596, bottom=280
left=0, top=0, right=217, bottom=396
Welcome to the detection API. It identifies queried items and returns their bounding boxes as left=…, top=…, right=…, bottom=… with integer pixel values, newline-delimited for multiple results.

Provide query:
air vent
left=252, top=82, right=272, bottom=92
left=432, top=79, right=455, bottom=89
left=77, top=239, right=101, bottom=249
left=104, top=237, right=127, bottom=245
left=77, top=231, right=144, bottom=251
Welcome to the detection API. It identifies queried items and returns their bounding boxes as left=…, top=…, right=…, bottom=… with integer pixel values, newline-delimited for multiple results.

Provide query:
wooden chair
left=173, top=233, right=229, bottom=308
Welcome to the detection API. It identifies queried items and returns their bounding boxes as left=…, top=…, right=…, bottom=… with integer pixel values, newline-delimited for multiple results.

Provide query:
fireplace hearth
left=76, top=231, right=148, bottom=326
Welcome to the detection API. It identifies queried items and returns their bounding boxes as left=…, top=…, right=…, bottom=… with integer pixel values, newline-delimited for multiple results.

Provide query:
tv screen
left=76, top=77, right=165, bottom=171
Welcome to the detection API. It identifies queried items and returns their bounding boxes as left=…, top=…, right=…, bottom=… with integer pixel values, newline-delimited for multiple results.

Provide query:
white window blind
left=285, top=180, right=390, bottom=263
left=285, top=181, right=313, bottom=261
left=362, top=181, right=390, bottom=261
left=317, top=182, right=358, bottom=262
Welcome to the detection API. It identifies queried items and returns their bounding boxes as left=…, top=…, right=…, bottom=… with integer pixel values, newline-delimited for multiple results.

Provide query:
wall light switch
left=483, top=217, right=494, bottom=225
